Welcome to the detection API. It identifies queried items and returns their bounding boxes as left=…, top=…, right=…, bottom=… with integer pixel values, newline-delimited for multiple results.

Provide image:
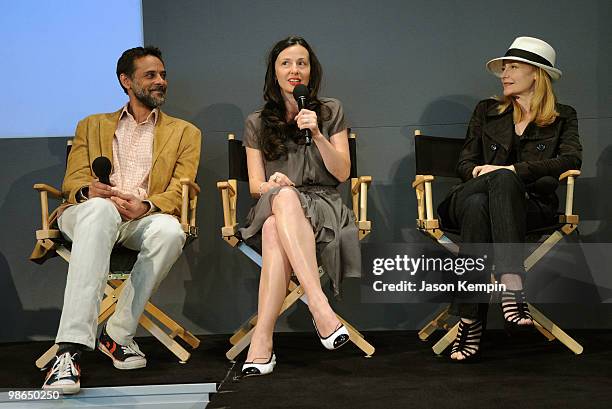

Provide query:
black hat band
left=504, top=48, right=553, bottom=67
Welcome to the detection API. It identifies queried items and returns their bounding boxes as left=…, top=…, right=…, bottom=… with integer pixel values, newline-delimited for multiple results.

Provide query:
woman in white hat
left=438, top=36, right=582, bottom=361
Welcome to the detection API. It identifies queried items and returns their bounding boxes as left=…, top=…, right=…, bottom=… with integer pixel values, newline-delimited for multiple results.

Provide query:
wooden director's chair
left=412, top=130, right=583, bottom=355
left=217, top=132, right=375, bottom=361
left=33, top=140, right=201, bottom=369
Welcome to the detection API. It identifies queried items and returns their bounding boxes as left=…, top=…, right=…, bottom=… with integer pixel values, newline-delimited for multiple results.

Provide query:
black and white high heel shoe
left=241, top=353, right=276, bottom=377
left=313, top=319, right=350, bottom=350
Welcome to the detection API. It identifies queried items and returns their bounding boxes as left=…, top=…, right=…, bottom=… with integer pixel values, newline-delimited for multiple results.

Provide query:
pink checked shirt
left=109, top=105, right=158, bottom=200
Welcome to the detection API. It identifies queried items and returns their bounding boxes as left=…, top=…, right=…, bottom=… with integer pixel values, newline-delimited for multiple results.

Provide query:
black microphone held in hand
left=92, top=156, right=112, bottom=185
left=292, top=84, right=311, bottom=146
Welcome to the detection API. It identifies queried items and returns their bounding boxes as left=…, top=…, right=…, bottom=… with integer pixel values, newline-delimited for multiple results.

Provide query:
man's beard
left=132, top=80, right=166, bottom=109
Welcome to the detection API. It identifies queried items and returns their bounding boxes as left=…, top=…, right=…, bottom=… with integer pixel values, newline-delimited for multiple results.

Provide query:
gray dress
left=239, top=98, right=361, bottom=296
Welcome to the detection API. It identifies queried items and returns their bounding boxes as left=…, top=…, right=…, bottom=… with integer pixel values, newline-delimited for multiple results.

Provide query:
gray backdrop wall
left=1, top=0, right=611, bottom=343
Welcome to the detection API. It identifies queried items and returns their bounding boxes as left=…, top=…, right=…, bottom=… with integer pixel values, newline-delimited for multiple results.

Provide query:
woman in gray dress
left=240, top=36, right=360, bottom=376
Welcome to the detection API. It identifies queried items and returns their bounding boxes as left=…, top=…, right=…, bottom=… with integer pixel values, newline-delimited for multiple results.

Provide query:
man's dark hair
left=116, top=46, right=164, bottom=94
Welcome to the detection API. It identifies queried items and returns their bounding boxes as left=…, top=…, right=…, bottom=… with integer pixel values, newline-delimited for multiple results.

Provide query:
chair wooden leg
left=36, top=245, right=199, bottom=367
left=525, top=230, right=565, bottom=272
left=418, top=306, right=452, bottom=341
left=98, top=303, right=117, bottom=324
left=229, top=312, right=258, bottom=346
left=104, top=279, right=200, bottom=350
left=528, top=303, right=583, bottom=354
left=36, top=344, right=59, bottom=369
left=39, top=304, right=198, bottom=368
left=36, top=282, right=124, bottom=369
left=226, top=281, right=305, bottom=361
left=144, top=302, right=200, bottom=349
left=228, top=279, right=305, bottom=347
left=285, top=280, right=373, bottom=355
left=138, top=313, right=191, bottom=363
left=226, top=325, right=256, bottom=362
left=98, top=281, right=126, bottom=323
left=226, top=278, right=375, bottom=360
left=228, top=278, right=310, bottom=346
left=432, top=322, right=459, bottom=355
left=336, top=315, right=375, bottom=357
left=533, top=321, right=556, bottom=341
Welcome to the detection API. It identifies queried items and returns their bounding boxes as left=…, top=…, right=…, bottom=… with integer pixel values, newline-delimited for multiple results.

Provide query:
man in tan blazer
left=42, top=46, right=201, bottom=394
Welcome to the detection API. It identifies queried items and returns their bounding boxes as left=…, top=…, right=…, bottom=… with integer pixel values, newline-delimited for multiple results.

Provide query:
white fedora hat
left=486, top=36, right=562, bottom=81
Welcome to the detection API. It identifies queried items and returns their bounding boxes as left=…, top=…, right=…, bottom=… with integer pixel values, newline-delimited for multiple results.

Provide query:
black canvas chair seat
left=49, top=237, right=138, bottom=275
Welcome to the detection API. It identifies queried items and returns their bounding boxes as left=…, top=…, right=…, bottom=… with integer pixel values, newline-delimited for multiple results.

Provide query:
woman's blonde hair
left=496, top=66, right=559, bottom=127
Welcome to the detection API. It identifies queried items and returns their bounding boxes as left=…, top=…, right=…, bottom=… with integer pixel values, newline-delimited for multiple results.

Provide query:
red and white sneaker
left=97, top=325, right=147, bottom=370
left=42, top=351, right=81, bottom=394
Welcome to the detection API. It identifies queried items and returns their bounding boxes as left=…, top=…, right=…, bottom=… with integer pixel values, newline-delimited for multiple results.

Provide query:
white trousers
left=55, top=198, right=185, bottom=350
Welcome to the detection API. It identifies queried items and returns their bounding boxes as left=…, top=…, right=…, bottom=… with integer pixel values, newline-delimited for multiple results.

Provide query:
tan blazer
left=30, top=108, right=202, bottom=263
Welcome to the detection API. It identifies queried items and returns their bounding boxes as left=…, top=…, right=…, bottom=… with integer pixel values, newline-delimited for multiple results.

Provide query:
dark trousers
left=442, top=169, right=555, bottom=320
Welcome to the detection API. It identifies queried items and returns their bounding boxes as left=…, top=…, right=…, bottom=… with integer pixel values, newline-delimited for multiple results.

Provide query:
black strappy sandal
left=450, top=318, right=483, bottom=363
left=501, top=289, right=534, bottom=334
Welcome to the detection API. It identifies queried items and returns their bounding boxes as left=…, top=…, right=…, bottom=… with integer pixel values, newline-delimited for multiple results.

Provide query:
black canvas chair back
left=348, top=133, right=357, bottom=178
left=414, top=134, right=464, bottom=178
left=228, top=137, right=249, bottom=182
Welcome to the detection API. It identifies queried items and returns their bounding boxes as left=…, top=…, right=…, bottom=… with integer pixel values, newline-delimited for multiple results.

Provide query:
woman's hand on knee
left=268, top=172, right=294, bottom=187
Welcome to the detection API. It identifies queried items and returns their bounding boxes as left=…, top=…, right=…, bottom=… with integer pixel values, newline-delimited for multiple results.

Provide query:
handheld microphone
left=92, top=156, right=112, bottom=185
left=292, top=84, right=311, bottom=146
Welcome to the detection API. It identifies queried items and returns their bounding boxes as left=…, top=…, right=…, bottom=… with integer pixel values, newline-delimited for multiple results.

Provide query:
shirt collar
left=120, top=103, right=159, bottom=125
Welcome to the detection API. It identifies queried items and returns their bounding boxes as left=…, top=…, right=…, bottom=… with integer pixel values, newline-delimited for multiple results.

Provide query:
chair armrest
left=33, top=183, right=64, bottom=234
left=217, top=179, right=239, bottom=246
left=179, top=179, right=200, bottom=237
left=33, top=183, right=63, bottom=199
left=411, top=175, right=435, bottom=188
left=558, top=170, right=580, bottom=219
left=180, top=178, right=201, bottom=198
left=412, top=174, right=439, bottom=230
left=350, top=176, right=372, bottom=194
left=351, top=176, right=372, bottom=240
left=216, top=180, right=236, bottom=196
left=559, top=170, right=580, bottom=182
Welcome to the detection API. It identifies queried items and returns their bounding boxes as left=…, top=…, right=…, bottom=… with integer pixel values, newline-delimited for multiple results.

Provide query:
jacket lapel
left=98, top=109, right=122, bottom=161
left=152, top=111, right=175, bottom=169
left=483, top=105, right=514, bottom=151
